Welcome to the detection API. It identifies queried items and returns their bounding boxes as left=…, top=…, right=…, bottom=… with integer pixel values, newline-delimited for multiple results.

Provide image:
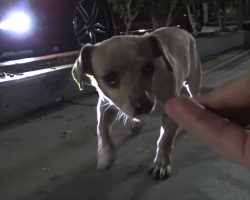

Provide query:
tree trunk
left=151, top=14, right=159, bottom=30
left=125, top=0, right=132, bottom=35
left=237, top=0, right=244, bottom=30
left=202, top=3, right=208, bottom=24
left=187, top=5, right=198, bottom=37
left=221, top=15, right=226, bottom=31
left=166, top=8, right=173, bottom=26
left=126, top=20, right=132, bottom=35
left=221, top=0, right=226, bottom=32
left=213, top=1, right=223, bottom=32
left=219, top=15, right=226, bottom=32
left=218, top=14, right=222, bottom=31
left=166, top=0, right=176, bottom=26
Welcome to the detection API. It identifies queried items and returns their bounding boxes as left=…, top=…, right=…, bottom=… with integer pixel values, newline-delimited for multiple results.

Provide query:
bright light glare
left=0, top=12, right=31, bottom=32
left=183, top=81, right=193, bottom=98
left=139, top=29, right=146, bottom=32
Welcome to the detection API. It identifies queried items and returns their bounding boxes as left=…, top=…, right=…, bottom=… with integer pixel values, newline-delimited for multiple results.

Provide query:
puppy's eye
left=141, top=63, right=155, bottom=79
left=103, top=72, right=119, bottom=87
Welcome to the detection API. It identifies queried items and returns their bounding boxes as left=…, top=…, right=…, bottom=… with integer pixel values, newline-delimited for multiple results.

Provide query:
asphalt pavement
left=1, top=49, right=250, bottom=200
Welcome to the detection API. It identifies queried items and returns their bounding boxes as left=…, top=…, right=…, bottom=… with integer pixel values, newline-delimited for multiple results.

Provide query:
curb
left=203, top=48, right=250, bottom=73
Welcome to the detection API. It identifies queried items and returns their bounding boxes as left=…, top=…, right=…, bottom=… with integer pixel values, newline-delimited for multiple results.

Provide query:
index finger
left=165, top=96, right=250, bottom=167
left=195, top=71, right=250, bottom=125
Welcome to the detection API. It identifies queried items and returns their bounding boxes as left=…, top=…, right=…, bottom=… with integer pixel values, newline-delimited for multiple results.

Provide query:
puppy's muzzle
left=132, top=97, right=155, bottom=117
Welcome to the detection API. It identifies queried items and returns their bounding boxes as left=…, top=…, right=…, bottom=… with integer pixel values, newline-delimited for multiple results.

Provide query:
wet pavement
left=1, top=49, right=250, bottom=200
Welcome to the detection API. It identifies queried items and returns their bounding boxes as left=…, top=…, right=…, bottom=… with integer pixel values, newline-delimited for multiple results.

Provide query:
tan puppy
left=72, top=27, right=202, bottom=180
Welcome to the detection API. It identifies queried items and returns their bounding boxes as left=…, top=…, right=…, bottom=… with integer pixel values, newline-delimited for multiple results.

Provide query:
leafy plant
left=141, top=0, right=169, bottom=30
left=206, top=0, right=236, bottom=31
left=108, top=0, right=143, bottom=34
left=180, top=0, right=203, bottom=36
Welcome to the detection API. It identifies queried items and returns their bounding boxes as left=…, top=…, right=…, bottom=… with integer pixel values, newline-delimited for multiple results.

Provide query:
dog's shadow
left=27, top=156, right=160, bottom=200
left=22, top=124, right=161, bottom=200
left=24, top=125, right=206, bottom=200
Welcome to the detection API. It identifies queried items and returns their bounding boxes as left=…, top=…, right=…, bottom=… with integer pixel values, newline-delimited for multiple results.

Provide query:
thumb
left=165, top=96, right=248, bottom=166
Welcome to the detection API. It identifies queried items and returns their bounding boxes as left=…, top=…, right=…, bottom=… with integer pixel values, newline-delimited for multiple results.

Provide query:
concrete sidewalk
left=1, top=50, right=250, bottom=200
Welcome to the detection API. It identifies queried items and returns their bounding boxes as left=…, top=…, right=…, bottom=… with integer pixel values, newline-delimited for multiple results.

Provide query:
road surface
left=1, top=49, right=250, bottom=200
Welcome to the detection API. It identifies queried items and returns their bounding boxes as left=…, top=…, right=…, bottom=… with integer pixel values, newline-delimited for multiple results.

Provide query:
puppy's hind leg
left=97, top=98, right=118, bottom=170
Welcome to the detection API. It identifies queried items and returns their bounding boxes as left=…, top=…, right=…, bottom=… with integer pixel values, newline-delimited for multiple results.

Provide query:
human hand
left=165, top=71, right=250, bottom=168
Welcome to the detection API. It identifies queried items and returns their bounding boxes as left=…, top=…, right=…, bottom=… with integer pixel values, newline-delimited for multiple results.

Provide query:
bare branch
left=126, top=0, right=132, bottom=19
left=170, top=6, right=185, bottom=25
left=132, top=11, right=139, bottom=20
left=167, top=1, right=176, bottom=26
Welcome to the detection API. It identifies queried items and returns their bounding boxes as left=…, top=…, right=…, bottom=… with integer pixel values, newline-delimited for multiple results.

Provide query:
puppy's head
left=72, top=35, right=173, bottom=118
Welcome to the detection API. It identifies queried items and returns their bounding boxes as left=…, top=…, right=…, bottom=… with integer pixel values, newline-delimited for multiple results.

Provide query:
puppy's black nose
left=133, top=98, right=154, bottom=116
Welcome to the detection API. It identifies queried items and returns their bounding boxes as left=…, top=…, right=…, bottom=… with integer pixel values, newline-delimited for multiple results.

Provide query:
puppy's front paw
left=131, top=121, right=144, bottom=135
left=149, top=152, right=171, bottom=180
left=149, top=163, right=171, bottom=180
left=97, top=146, right=115, bottom=170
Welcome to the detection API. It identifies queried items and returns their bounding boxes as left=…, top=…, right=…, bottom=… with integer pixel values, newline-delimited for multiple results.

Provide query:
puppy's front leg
left=150, top=115, right=179, bottom=180
left=97, top=98, right=118, bottom=170
left=131, top=120, right=145, bottom=135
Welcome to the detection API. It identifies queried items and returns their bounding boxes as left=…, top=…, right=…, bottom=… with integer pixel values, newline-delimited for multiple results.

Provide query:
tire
left=59, top=0, right=116, bottom=51
left=187, top=4, right=204, bottom=33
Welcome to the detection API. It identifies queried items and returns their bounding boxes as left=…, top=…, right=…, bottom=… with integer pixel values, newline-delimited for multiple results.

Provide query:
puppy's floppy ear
left=147, top=36, right=173, bottom=72
left=72, top=44, right=94, bottom=90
